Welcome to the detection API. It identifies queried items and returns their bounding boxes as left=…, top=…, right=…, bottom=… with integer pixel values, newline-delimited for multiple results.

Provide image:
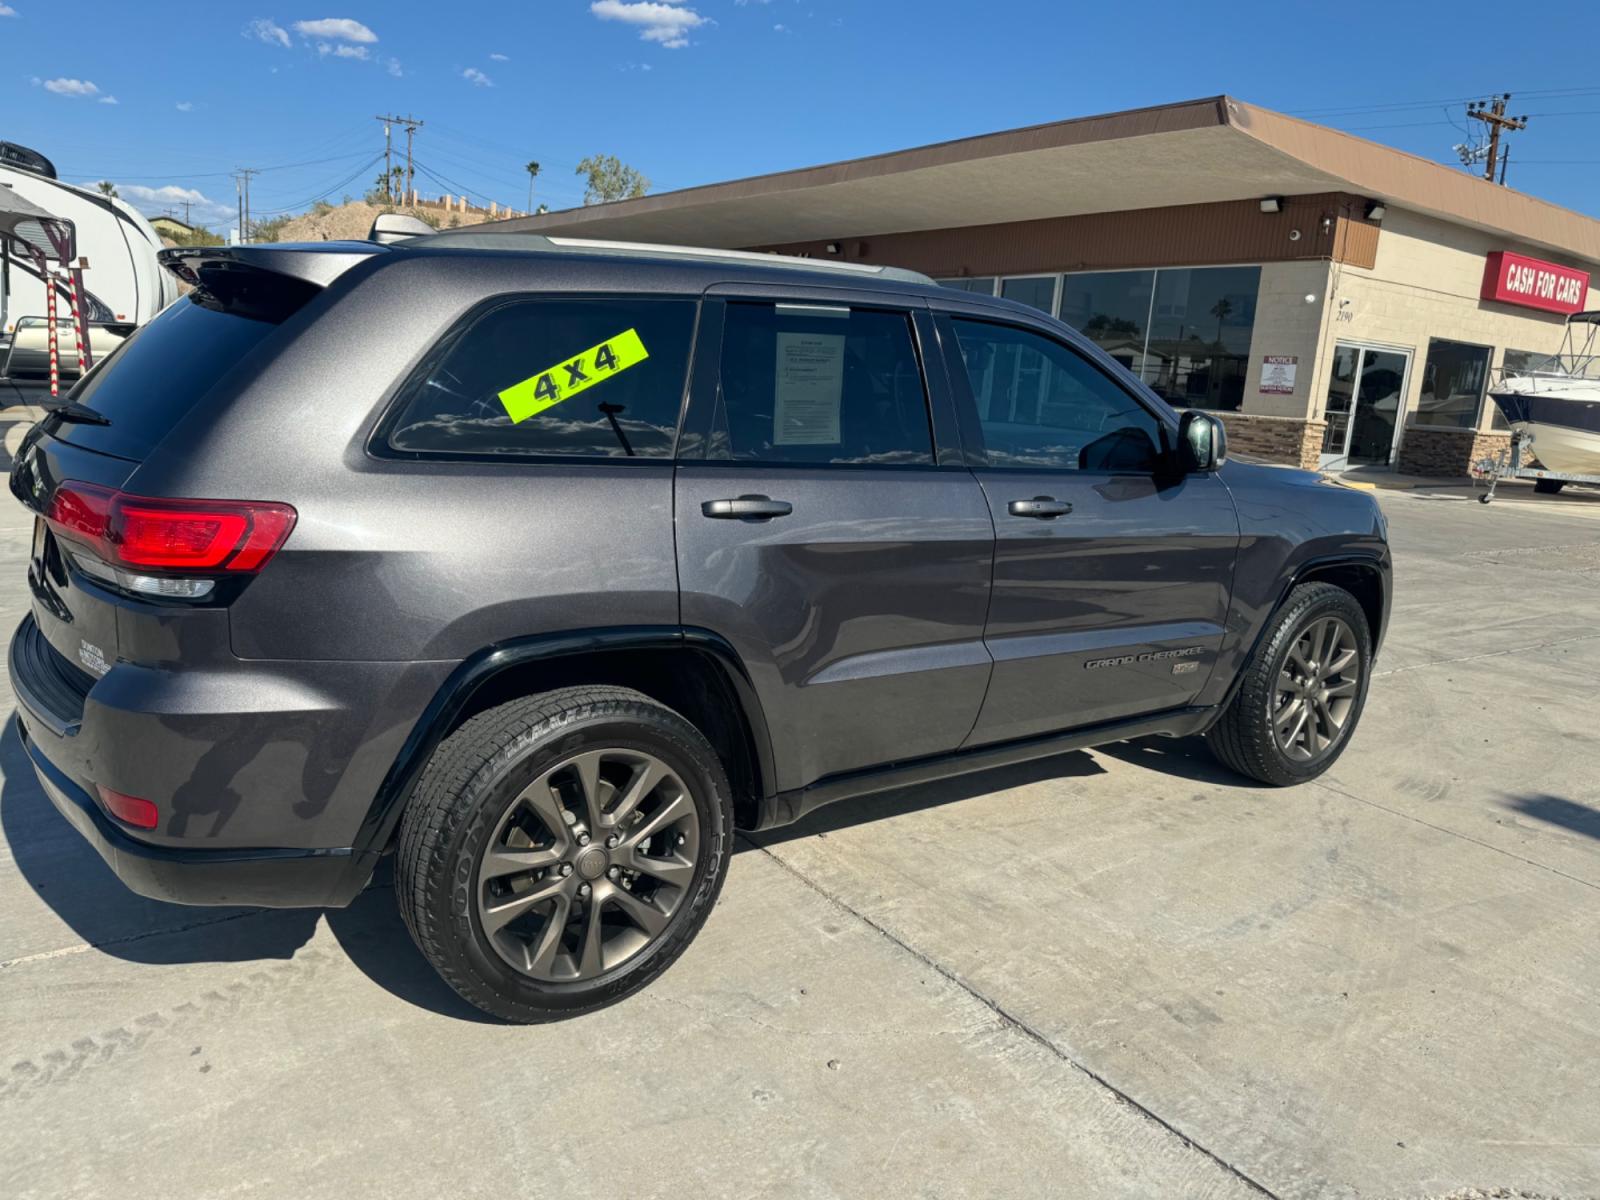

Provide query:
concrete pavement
left=2, top=483, right=1599, bottom=1199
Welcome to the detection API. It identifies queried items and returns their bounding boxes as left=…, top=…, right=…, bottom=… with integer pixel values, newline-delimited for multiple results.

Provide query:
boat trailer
left=1473, top=430, right=1600, bottom=503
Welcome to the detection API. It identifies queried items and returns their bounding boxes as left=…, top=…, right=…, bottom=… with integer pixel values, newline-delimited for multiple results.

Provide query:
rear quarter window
left=383, top=297, right=697, bottom=460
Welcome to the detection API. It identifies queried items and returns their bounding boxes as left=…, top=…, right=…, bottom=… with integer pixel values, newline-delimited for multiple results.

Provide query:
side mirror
left=1177, top=411, right=1227, bottom=473
left=368, top=213, right=436, bottom=244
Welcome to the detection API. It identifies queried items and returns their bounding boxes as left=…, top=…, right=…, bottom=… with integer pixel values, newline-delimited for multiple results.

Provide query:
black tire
left=396, top=685, right=734, bottom=1022
left=1206, top=582, right=1373, bottom=786
left=1534, top=478, right=1565, bottom=495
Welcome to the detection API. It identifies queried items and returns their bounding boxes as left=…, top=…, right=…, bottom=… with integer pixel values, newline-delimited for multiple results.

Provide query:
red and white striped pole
left=45, top=271, right=59, bottom=400
left=62, top=268, right=88, bottom=376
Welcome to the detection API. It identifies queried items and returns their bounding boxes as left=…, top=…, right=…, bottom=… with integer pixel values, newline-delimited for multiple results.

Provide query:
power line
left=250, top=153, right=387, bottom=216
left=61, top=149, right=378, bottom=184
left=1291, top=86, right=1600, bottom=119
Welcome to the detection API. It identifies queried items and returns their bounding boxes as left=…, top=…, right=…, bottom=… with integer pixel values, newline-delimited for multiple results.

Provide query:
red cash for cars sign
left=1481, top=251, right=1590, bottom=315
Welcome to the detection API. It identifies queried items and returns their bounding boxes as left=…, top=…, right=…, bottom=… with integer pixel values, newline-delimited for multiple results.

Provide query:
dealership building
left=491, top=96, right=1600, bottom=475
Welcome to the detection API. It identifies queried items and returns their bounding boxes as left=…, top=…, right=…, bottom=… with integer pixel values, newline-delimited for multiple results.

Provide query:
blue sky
left=7, top=0, right=1600, bottom=230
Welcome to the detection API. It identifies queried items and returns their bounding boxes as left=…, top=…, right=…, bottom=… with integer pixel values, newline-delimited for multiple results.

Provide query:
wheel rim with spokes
left=475, top=748, right=700, bottom=982
left=1272, top=616, right=1361, bottom=763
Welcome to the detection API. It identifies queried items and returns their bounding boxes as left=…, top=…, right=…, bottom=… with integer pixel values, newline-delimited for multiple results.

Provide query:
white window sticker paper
left=773, top=331, right=845, bottom=445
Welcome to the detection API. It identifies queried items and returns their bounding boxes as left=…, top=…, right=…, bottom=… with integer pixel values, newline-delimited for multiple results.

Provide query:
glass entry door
left=1321, top=344, right=1411, bottom=469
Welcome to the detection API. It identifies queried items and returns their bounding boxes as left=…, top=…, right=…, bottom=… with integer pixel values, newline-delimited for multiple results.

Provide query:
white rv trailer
left=0, top=142, right=175, bottom=367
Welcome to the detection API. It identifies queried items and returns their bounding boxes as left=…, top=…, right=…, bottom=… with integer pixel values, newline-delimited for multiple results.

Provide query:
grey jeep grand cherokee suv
left=8, top=234, right=1389, bottom=1021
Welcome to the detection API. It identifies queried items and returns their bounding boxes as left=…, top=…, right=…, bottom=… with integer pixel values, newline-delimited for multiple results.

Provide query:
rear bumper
left=16, top=716, right=372, bottom=907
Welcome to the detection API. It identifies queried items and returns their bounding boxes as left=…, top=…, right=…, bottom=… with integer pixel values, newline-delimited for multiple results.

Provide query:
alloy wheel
left=475, top=748, right=700, bottom=981
left=1272, top=616, right=1361, bottom=763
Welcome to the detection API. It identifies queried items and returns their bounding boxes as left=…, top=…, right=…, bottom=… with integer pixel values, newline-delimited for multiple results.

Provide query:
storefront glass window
left=1139, top=266, right=1260, bottom=411
left=937, top=277, right=997, bottom=295
left=999, top=275, right=1056, bottom=315
left=1418, top=338, right=1490, bottom=429
left=1058, top=270, right=1155, bottom=373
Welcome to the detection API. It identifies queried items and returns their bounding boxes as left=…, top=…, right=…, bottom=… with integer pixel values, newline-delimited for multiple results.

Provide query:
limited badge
left=498, top=328, right=649, bottom=424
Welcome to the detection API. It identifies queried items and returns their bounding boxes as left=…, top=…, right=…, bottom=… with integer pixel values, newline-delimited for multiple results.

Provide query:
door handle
left=1008, top=496, right=1072, bottom=519
left=701, top=495, right=794, bottom=521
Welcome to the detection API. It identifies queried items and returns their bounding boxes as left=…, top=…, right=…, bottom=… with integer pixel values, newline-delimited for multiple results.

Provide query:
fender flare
left=1215, top=551, right=1391, bottom=711
left=346, top=625, right=775, bottom=866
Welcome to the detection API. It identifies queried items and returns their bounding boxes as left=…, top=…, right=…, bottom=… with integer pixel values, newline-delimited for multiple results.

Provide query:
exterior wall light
left=1259, top=196, right=1284, bottom=214
left=825, top=242, right=840, bottom=254
left=1365, top=201, right=1387, bottom=221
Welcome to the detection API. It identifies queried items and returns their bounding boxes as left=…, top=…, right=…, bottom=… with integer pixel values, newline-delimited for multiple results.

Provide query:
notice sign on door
left=1260, top=355, right=1298, bottom=395
left=773, top=331, right=845, bottom=444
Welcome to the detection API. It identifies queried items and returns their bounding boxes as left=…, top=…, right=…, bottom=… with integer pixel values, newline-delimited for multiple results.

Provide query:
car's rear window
left=56, top=295, right=288, bottom=461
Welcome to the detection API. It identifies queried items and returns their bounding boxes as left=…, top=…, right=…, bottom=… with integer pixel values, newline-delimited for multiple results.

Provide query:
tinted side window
left=951, top=319, right=1162, bottom=472
left=387, top=297, right=695, bottom=459
left=711, top=303, right=933, bottom=466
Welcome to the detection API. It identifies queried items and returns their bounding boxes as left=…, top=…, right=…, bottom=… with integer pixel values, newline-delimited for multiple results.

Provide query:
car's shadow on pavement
left=0, top=716, right=492, bottom=1022
left=1094, top=734, right=1272, bottom=788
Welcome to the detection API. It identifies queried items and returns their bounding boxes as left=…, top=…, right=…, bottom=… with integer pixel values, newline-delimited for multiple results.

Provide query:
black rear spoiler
left=156, top=242, right=388, bottom=290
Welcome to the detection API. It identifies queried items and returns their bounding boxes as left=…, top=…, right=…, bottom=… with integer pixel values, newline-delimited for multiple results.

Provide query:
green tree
left=525, top=160, right=541, bottom=213
left=168, top=224, right=224, bottom=248
left=95, top=180, right=118, bottom=198
left=368, top=166, right=406, bottom=205
left=575, top=154, right=649, bottom=205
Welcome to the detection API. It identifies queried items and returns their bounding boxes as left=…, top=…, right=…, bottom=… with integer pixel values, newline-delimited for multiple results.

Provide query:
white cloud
left=117, top=184, right=235, bottom=226
left=385, top=57, right=403, bottom=77
left=463, top=67, right=492, bottom=87
left=43, top=77, right=99, bottom=97
left=0, top=5, right=19, bottom=16
left=176, top=101, right=193, bottom=112
left=489, top=52, right=508, bottom=61
left=774, top=22, right=788, bottom=32
left=317, top=41, right=369, bottom=59
left=245, top=18, right=291, bottom=47
left=98, top=94, right=118, bottom=105
left=292, top=17, right=377, bottom=42
left=590, top=0, right=706, bottom=49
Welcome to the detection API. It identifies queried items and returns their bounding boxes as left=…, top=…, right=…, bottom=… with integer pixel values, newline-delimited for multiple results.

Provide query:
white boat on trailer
left=1479, top=311, right=1600, bottom=501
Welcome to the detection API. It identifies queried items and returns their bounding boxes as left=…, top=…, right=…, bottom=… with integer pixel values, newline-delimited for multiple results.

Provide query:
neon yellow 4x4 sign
left=497, top=328, right=650, bottom=424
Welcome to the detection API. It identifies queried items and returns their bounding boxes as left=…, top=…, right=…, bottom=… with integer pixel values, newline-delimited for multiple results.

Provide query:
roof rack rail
left=400, top=229, right=936, bottom=286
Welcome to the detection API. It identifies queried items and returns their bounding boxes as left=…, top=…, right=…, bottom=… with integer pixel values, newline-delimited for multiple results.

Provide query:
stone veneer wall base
left=1207, top=412, right=1327, bottom=471
left=1397, top=427, right=1511, bottom=478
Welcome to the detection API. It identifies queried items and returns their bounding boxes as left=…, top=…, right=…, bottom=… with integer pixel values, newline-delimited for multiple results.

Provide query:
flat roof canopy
left=487, top=96, right=1600, bottom=267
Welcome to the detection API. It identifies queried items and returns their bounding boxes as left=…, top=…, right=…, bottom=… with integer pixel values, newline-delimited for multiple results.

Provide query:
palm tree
left=95, top=180, right=118, bottom=198
left=525, top=161, right=541, bottom=214
left=1209, top=297, right=1234, bottom=344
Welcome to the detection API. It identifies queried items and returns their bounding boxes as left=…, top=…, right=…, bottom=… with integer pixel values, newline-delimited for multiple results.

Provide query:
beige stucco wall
left=1323, top=208, right=1600, bottom=438
left=1239, top=260, right=1334, bottom=419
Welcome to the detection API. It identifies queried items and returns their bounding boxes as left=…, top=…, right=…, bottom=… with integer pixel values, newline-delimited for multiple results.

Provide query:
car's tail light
left=46, top=482, right=296, bottom=583
left=97, top=785, right=159, bottom=830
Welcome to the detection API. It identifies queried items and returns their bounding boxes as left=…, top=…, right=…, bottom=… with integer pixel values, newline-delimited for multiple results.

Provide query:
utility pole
left=375, top=114, right=422, bottom=204
left=376, top=114, right=395, bottom=202
left=181, top=198, right=193, bottom=226
left=235, top=167, right=259, bottom=242
left=403, top=115, right=422, bottom=205
left=1467, top=94, right=1529, bottom=185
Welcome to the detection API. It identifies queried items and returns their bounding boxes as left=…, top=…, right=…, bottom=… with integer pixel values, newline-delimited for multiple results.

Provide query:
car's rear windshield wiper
left=45, top=402, right=111, bottom=427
